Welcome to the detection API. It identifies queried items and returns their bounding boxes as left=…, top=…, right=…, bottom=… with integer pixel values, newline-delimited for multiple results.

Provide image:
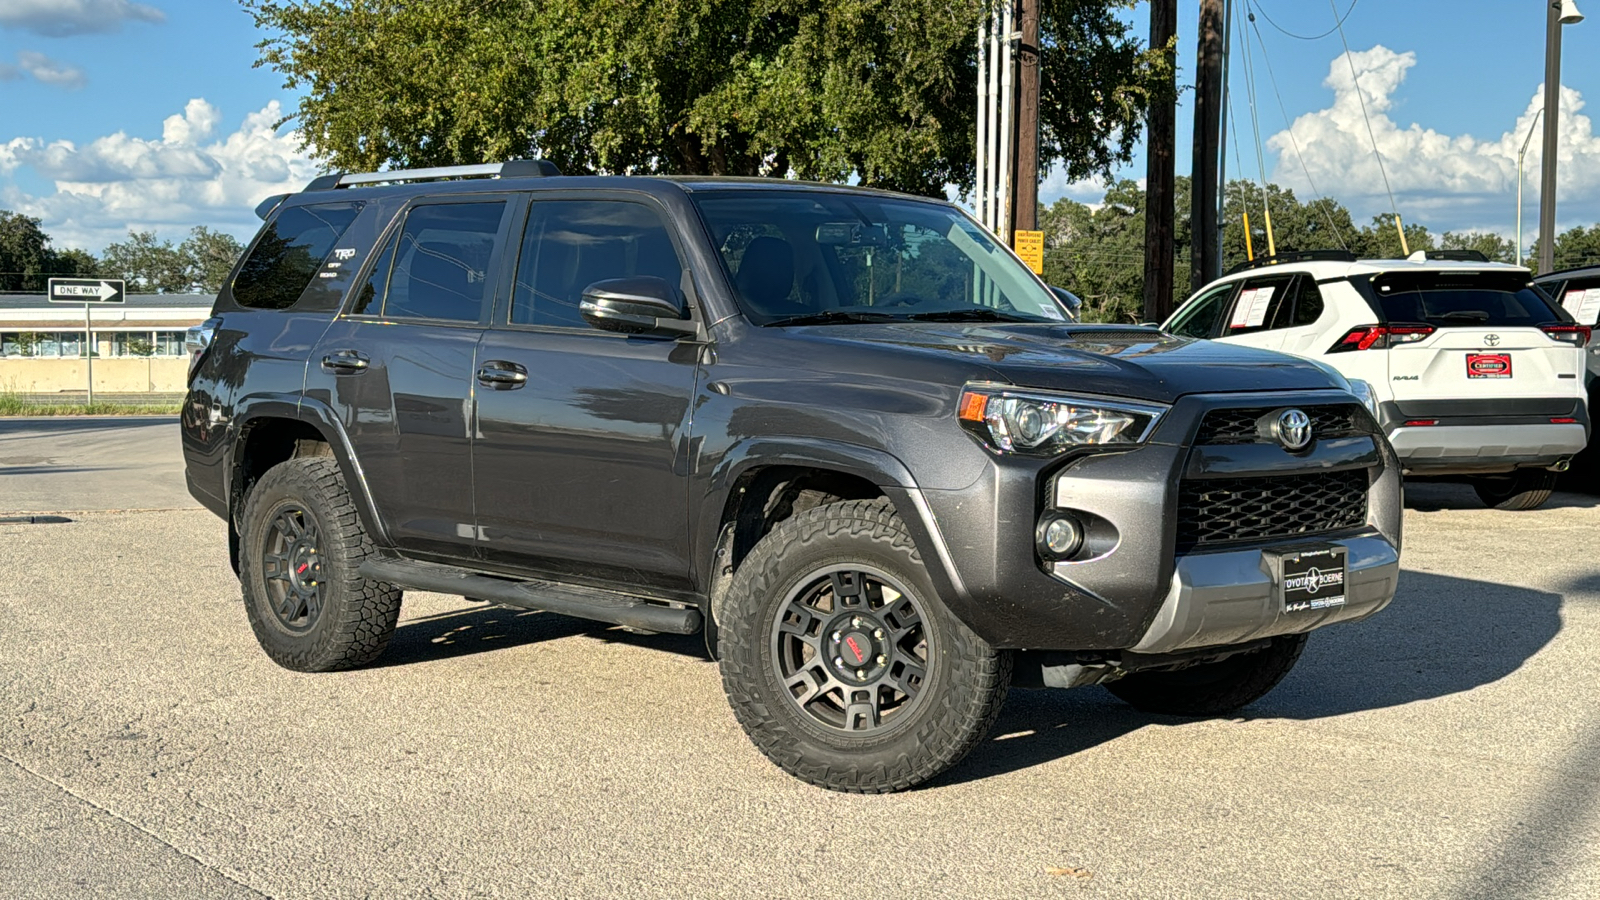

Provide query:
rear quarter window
left=232, top=202, right=365, bottom=310
left=1370, top=271, right=1566, bottom=328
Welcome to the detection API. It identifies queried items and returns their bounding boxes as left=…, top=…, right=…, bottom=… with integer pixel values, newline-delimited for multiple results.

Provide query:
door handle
left=321, top=350, right=369, bottom=373
left=477, top=361, right=528, bottom=389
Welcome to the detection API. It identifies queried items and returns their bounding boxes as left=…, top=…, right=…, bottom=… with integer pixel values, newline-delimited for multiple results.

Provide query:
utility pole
left=1142, top=0, right=1177, bottom=321
left=1191, top=0, right=1225, bottom=292
left=1539, top=0, right=1585, bottom=274
left=1012, top=0, right=1041, bottom=235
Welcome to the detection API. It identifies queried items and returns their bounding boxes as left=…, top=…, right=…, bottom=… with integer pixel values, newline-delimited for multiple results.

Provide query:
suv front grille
left=1176, top=470, right=1369, bottom=549
left=1194, top=404, right=1366, bottom=445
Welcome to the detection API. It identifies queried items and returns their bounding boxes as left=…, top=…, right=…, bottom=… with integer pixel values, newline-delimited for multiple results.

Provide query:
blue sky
left=2, top=0, right=1598, bottom=253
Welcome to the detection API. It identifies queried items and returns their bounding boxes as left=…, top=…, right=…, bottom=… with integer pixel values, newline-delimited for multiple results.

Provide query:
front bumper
left=912, top=389, right=1403, bottom=652
left=1130, top=533, right=1398, bottom=654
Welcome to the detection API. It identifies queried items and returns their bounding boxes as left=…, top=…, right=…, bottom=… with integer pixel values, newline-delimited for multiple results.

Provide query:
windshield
left=1370, top=271, right=1567, bottom=328
left=691, top=191, right=1069, bottom=326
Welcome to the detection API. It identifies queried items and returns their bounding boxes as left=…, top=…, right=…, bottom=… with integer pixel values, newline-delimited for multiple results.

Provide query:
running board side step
left=358, top=557, right=703, bottom=635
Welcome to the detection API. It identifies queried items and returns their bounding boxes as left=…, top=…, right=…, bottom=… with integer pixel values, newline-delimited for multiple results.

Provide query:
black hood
left=789, top=322, right=1343, bottom=404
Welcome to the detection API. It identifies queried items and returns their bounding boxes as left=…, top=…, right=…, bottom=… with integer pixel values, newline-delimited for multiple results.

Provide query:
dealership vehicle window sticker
left=1229, top=286, right=1276, bottom=328
left=1563, top=289, right=1600, bottom=326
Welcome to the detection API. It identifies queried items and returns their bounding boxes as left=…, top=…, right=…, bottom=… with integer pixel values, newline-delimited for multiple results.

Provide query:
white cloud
left=0, top=0, right=164, bottom=37
left=13, top=50, right=86, bottom=89
left=1266, top=45, right=1600, bottom=236
left=0, top=99, right=322, bottom=252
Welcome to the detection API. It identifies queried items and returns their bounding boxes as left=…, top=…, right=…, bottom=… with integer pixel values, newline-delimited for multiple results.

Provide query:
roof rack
left=303, top=158, right=562, bottom=192
left=1407, top=249, right=1490, bottom=263
left=1224, top=249, right=1357, bottom=276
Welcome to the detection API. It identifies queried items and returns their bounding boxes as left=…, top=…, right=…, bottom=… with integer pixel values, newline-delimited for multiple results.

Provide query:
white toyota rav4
left=1164, top=250, right=1590, bottom=510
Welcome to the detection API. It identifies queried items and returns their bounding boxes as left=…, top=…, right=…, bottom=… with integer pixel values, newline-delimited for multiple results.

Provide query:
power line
left=1246, top=3, right=1351, bottom=250
left=1235, top=0, right=1277, bottom=252
left=1327, top=0, right=1405, bottom=244
left=1253, top=0, right=1358, bottom=41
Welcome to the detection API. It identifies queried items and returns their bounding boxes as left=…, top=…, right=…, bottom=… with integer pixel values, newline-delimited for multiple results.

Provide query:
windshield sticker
left=1230, top=287, right=1275, bottom=328
left=1563, top=289, right=1600, bottom=325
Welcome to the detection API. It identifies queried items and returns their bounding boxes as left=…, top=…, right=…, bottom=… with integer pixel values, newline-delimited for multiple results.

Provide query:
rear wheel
left=239, top=458, right=402, bottom=672
left=1105, top=634, right=1307, bottom=716
left=1471, top=470, right=1558, bottom=511
left=719, top=499, right=1011, bottom=793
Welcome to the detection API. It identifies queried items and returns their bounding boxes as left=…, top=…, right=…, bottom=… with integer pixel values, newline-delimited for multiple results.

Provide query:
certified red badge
left=1466, top=353, right=1512, bottom=378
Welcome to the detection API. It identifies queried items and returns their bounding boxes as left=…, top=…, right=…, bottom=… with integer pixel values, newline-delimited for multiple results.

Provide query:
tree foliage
left=244, top=0, right=1171, bottom=196
left=99, top=226, right=245, bottom=293
left=0, top=211, right=96, bottom=292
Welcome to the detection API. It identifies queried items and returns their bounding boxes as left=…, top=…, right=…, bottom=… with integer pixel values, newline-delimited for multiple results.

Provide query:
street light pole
left=1517, top=108, right=1544, bottom=267
left=1538, top=0, right=1584, bottom=274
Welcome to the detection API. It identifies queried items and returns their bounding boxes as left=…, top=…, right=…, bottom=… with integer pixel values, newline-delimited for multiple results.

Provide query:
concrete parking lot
left=2, top=418, right=1598, bottom=899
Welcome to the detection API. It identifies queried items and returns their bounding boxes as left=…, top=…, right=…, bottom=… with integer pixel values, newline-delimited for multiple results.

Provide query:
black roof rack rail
left=1224, top=249, right=1357, bottom=276
left=302, top=158, right=562, bottom=192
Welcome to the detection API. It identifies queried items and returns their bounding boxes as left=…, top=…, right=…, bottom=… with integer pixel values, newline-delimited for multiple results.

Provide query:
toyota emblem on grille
left=1275, top=409, right=1313, bottom=451
left=1484, top=334, right=1501, bottom=347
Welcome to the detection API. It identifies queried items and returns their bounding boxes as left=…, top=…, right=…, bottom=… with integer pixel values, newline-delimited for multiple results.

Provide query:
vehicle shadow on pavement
left=372, top=604, right=710, bottom=669
left=938, top=568, right=1561, bottom=786
left=1404, top=480, right=1600, bottom=512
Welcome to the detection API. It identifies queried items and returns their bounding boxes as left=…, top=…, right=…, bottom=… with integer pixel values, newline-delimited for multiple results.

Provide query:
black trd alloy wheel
left=720, top=499, right=1012, bottom=793
left=239, top=458, right=402, bottom=672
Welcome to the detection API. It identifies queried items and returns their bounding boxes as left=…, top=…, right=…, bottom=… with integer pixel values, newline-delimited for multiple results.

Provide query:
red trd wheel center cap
left=841, top=631, right=873, bottom=666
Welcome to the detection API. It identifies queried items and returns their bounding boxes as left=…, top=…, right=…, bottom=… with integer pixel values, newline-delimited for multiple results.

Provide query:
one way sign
left=48, top=277, right=125, bottom=304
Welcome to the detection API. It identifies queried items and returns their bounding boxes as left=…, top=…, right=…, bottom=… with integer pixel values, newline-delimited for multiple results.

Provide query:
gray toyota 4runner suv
left=182, top=161, right=1402, bottom=793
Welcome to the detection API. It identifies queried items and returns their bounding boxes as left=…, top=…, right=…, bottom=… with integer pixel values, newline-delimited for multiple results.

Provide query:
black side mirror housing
left=580, top=277, right=697, bottom=336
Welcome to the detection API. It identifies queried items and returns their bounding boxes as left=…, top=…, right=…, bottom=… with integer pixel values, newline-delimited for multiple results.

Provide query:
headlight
left=957, top=386, right=1167, bottom=454
left=1345, top=377, right=1381, bottom=421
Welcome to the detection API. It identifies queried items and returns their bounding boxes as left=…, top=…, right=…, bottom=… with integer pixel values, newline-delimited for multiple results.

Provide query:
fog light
left=1037, top=514, right=1084, bottom=560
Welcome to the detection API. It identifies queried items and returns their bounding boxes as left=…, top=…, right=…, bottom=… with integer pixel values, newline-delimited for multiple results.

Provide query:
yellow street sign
left=1013, top=230, right=1044, bottom=274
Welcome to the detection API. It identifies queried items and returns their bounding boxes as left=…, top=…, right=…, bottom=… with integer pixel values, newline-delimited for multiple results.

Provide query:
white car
left=1163, top=250, right=1590, bottom=510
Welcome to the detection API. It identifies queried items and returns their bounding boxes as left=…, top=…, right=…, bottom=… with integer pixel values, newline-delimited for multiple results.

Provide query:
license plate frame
left=1466, top=352, right=1512, bottom=379
left=1267, top=543, right=1349, bottom=614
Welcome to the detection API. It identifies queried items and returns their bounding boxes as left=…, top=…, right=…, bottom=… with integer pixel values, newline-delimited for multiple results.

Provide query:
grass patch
left=0, top=392, right=181, bottom=417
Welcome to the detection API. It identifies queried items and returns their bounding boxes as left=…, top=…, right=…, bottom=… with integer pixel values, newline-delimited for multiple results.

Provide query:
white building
left=0, top=293, right=213, bottom=394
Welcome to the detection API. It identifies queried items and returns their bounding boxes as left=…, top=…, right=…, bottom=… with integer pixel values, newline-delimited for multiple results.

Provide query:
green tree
left=180, top=226, right=246, bottom=293
left=1350, top=213, right=1434, bottom=261
left=1439, top=230, right=1515, bottom=264
left=100, top=230, right=190, bottom=293
left=244, top=0, right=1170, bottom=196
left=1040, top=179, right=1147, bottom=323
left=1530, top=225, right=1600, bottom=271
left=0, top=211, right=98, bottom=291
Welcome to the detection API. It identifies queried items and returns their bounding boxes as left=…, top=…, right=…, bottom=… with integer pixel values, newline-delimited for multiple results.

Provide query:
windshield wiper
left=764, top=310, right=902, bottom=327
left=1437, top=310, right=1492, bottom=323
left=905, top=309, right=1037, bottom=323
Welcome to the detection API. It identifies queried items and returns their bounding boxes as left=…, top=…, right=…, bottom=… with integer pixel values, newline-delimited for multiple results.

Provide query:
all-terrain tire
left=1472, top=470, right=1558, bottom=511
left=719, top=498, right=1012, bottom=793
left=1104, top=633, right=1308, bottom=716
left=239, top=457, right=402, bottom=672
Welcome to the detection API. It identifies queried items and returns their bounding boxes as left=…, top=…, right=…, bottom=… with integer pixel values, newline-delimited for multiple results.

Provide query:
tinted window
left=370, top=202, right=505, bottom=321
left=1168, top=283, right=1236, bottom=339
left=1224, top=275, right=1294, bottom=334
left=349, top=226, right=400, bottom=316
left=233, top=202, right=364, bottom=309
left=1373, top=271, right=1564, bottom=328
left=692, top=193, right=1068, bottom=325
left=1290, top=277, right=1325, bottom=326
left=511, top=200, right=684, bottom=328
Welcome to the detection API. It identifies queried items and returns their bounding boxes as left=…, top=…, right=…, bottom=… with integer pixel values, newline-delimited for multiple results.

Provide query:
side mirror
left=580, top=277, right=696, bottom=336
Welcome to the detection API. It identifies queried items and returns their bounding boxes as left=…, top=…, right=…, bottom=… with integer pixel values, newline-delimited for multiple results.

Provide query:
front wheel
left=1104, top=633, right=1308, bottom=716
left=718, top=499, right=1011, bottom=793
left=1471, top=470, right=1558, bottom=511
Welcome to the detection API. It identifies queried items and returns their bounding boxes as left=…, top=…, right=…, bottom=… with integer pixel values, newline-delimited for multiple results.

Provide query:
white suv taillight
left=1541, top=324, right=1591, bottom=346
left=1326, top=324, right=1434, bottom=353
left=185, top=316, right=221, bottom=375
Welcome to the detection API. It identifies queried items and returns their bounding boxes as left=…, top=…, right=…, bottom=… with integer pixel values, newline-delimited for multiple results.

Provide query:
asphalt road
left=0, top=417, right=197, bottom=513
left=2, top=420, right=1598, bottom=899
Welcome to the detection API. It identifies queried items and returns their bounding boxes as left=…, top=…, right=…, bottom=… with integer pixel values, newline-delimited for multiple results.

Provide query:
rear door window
left=233, top=202, right=364, bottom=309
left=350, top=201, right=507, bottom=322
left=1223, top=274, right=1295, bottom=335
left=1372, top=271, right=1565, bottom=328
left=1549, top=275, right=1600, bottom=325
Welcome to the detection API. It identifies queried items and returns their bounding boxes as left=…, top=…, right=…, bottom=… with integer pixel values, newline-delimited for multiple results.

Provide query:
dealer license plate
left=1278, top=545, right=1348, bottom=613
left=1466, top=352, right=1512, bottom=378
